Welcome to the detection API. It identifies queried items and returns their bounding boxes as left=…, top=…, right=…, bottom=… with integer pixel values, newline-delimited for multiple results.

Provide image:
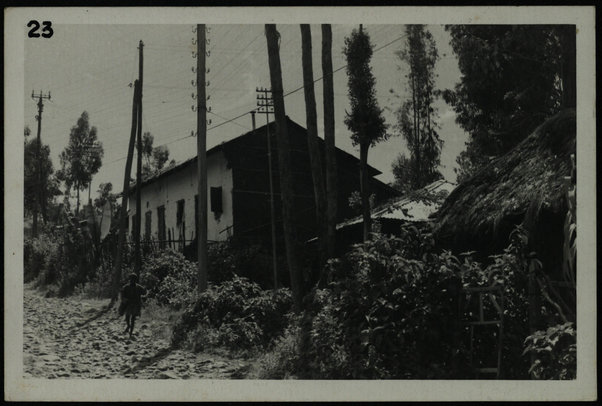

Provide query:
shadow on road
left=71, top=304, right=115, bottom=330
left=122, top=344, right=177, bottom=375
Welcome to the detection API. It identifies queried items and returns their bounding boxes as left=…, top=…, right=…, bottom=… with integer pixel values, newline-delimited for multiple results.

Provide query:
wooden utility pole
left=31, top=90, right=51, bottom=238
left=322, top=24, right=337, bottom=259
left=134, top=40, right=144, bottom=276
left=112, top=79, right=140, bottom=301
left=197, top=24, right=208, bottom=293
left=265, top=24, right=303, bottom=308
left=256, top=87, right=278, bottom=289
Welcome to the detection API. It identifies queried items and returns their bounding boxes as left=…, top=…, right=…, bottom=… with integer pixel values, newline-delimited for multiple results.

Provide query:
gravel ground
left=23, top=285, right=251, bottom=379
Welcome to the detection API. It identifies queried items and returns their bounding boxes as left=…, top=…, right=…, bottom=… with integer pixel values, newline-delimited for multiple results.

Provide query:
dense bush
left=139, top=249, right=197, bottom=309
left=55, top=223, right=97, bottom=296
left=207, top=241, right=275, bottom=288
left=24, top=232, right=60, bottom=283
left=523, top=322, right=576, bottom=379
left=172, top=276, right=293, bottom=352
left=257, top=224, right=541, bottom=379
left=303, top=234, right=468, bottom=378
left=253, top=315, right=305, bottom=379
left=24, top=222, right=97, bottom=296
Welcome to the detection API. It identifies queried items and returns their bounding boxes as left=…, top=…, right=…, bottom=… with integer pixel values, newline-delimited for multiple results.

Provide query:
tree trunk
left=322, top=24, right=337, bottom=259
left=559, top=25, right=576, bottom=109
left=359, top=142, right=371, bottom=241
left=266, top=24, right=303, bottom=309
left=76, top=182, right=80, bottom=216
left=300, top=24, right=327, bottom=261
left=411, top=75, right=419, bottom=190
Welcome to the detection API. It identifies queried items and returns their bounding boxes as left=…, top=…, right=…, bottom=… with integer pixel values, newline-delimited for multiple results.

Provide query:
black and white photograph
left=4, top=6, right=597, bottom=402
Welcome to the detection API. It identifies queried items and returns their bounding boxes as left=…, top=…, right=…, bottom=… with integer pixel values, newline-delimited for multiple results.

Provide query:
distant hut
left=325, top=180, right=455, bottom=255
left=434, top=108, right=576, bottom=281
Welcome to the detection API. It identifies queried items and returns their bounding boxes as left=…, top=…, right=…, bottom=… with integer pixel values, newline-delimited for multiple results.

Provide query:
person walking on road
left=119, top=273, right=146, bottom=337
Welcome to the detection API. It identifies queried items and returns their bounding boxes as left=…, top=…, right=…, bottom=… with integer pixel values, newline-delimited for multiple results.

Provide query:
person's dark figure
left=119, top=273, right=146, bottom=337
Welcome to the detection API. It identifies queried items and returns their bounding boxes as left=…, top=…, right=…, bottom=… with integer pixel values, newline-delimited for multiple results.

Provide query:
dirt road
left=23, top=285, right=251, bottom=379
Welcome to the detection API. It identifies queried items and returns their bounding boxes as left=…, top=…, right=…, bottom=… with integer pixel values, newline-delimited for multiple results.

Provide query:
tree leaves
left=445, top=25, right=565, bottom=180
left=343, top=28, right=388, bottom=147
left=392, top=25, right=443, bottom=191
left=58, top=111, right=104, bottom=199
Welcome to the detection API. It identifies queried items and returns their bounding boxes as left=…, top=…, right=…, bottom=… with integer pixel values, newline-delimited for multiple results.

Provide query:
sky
left=24, top=24, right=468, bottom=200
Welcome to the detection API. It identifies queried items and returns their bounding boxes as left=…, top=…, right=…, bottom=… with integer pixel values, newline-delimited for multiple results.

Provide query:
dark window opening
left=211, top=187, right=223, bottom=213
left=176, top=199, right=185, bottom=225
left=157, top=205, right=166, bottom=249
left=144, top=211, right=152, bottom=240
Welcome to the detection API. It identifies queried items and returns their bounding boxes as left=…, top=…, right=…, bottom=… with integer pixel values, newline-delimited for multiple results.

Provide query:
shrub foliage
left=172, top=276, right=292, bottom=352
left=258, top=224, right=564, bottom=379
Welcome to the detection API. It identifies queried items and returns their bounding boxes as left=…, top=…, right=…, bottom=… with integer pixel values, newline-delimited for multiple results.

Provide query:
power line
left=198, top=33, right=408, bottom=133
left=51, top=28, right=407, bottom=169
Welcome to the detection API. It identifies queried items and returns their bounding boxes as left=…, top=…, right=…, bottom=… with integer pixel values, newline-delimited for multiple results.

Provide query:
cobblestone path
left=23, top=285, right=251, bottom=379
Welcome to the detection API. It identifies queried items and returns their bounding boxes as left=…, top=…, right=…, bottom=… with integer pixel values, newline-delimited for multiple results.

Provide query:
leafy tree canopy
left=343, top=28, right=388, bottom=147
left=24, top=133, right=60, bottom=216
left=443, top=25, right=566, bottom=181
left=57, top=111, right=104, bottom=193
left=140, top=132, right=171, bottom=179
left=393, top=25, right=443, bottom=191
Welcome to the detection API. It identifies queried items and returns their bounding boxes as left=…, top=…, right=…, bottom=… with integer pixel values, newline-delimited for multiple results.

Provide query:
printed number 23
left=27, top=20, right=53, bottom=38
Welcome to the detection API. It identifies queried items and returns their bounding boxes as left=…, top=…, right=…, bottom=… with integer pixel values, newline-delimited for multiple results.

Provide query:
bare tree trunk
left=300, top=24, right=327, bottom=260
left=266, top=24, right=303, bottom=309
left=360, top=142, right=371, bottom=241
left=322, top=23, right=337, bottom=259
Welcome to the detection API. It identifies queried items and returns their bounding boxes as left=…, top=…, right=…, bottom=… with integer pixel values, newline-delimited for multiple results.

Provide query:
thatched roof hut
left=434, top=109, right=575, bottom=273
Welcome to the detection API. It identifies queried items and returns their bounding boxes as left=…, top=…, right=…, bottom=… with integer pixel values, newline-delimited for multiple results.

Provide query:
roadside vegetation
left=23, top=24, right=576, bottom=380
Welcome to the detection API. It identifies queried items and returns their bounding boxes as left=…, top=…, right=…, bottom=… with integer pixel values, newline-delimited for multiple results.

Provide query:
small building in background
left=127, top=117, right=398, bottom=256
left=329, top=179, right=456, bottom=253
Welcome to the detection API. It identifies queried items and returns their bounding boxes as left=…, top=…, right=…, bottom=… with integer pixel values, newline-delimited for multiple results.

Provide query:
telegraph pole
left=112, top=80, right=140, bottom=303
left=31, top=90, right=51, bottom=238
left=197, top=24, right=208, bottom=293
left=257, top=87, right=278, bottom=290
left=134, top=40, right=144, bottom=276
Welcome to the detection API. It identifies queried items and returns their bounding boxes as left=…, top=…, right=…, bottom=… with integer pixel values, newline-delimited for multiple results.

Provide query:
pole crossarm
left=256, top=87, right=278, bottom=289
left=30, top=90, right=52, bottom=237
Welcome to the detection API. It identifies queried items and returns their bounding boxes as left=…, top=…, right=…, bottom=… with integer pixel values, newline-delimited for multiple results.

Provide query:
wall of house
left=225, top=119, right=399, bottom=248
left=127, top=150, right=233, bottom=245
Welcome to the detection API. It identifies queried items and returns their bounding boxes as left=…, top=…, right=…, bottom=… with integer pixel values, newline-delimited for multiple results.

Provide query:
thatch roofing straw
left=434, top=108, right=576, bottom=250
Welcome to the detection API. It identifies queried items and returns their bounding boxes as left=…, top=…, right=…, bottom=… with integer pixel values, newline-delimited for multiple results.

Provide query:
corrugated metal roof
left=336, top=179, right=456, bottom=230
